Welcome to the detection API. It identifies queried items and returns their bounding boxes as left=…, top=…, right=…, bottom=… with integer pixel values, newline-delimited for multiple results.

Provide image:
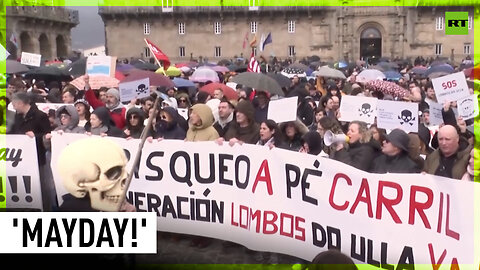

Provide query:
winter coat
left=213, top=112, right=234, bottom=138
left=277, top=120, right=309, bottom=152
left=125, top=107, right=150, bottom=139
left=54, top=105, right=86, bottom=134
left=185, top=104, right=219, bottom=142
left=9, top=104, right=51, bottom=165
left=155, top=107, right=186, bottom=140
left=224, top=100, right=259, bottom=144
left=424, top=137, right=472, bottom=179
left=85, top=88, right=126, bottom=129
left=332, top=139, right=381, bottom=172
left=86, top=107, right=125, bottom=138
left=371, top=152, right=421, bottom=174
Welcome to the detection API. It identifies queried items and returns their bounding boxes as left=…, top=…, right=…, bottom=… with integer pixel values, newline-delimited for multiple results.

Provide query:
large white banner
left=49, top=133, right=480, bottom=266
left=4, top=135, right=43, bottom=210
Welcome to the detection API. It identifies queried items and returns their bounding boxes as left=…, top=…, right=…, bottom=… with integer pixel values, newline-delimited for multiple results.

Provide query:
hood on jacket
left=190, top=104, right=214, bottom=130
left=126, top=107, right=146, bottom=129
left=235, top=100, right=255, bottom=124
left=92, top=106, right=115, bottom=127
left=301, top=131, right=323, bottom=155
left=279, top=119, right=309, bottom=137
left=55, top=105, right=80, bottom=130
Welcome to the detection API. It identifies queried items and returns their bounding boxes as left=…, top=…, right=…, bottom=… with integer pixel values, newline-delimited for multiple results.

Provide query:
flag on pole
left=260, top=32, right=272, bottom=51
left=247, top=51, right=261, bottom=73
left=144, top=38, right=170, bottom=70
left=10, top=33, right=18, bottom=48
left=259, top=33, right=265, bottom=52
left=249, top=33, right=257, bottom=48
left=242, top=32, right=249, bottom=49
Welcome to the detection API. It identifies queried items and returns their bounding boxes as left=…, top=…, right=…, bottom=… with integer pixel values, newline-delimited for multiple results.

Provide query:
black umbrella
left=217, top=59, right=232, bottom=66
left=25, top=66, right=72, bottom=81
left=308, top=55, right=320, bottom=62
left=6, top=60, right=30, bottom=74
left=288, top=63, right=310, bottom=72
left=231, top=72, right=284, bottom=96
left=227, top=64, right=248, bottom=73
left=65, top=57, right=87, bottom=77
left=133, top=62, right=159, bottom=71
left=267, top=72, right=291, bottom=88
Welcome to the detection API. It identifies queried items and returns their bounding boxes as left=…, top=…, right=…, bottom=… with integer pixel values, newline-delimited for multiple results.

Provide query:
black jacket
left=154, top=107, right=186, bottom=140
left=333, top=139, right=381, bottom=172
left=9, top=104, right=51, bottom=165
left=371, top=152, right=421, bottom=174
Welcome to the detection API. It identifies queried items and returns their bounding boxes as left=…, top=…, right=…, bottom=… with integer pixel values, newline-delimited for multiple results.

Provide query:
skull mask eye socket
left=105, top=166, right=124, bottom=180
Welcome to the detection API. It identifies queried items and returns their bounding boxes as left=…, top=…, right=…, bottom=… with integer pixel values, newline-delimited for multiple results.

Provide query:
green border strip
left=1, top=0, right=479, bottom=269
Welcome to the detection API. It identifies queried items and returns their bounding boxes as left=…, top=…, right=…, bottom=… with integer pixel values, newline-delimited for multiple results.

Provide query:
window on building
left=162, top=0, right=173, bottom=12
left=144, top=23, right=151, bottom=35
left=179, top=46, right=185, bottom=57
left=288, top=20, right=295, bottom=33
left=468, top=16, right=473, bottom=29
left=435, top=44, right=442, bottom=55
left=250, top=21, right=257, bottom=34
left=435, top=16, right=444, bottom=31
left=288, top=45, right=295, bottom=57
left=464, top=43, right=471, bottom=55
left=215, top=46, right=221, bottom=57
left=179, top=22, right=185, bottom=35
left=144, top=47, right=151, bottom=57
left=214, top=22, right=222, bottom=35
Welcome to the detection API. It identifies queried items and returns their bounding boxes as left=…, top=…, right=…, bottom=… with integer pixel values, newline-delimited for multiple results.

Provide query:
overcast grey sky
left=70, top=6, right=105, bottom=50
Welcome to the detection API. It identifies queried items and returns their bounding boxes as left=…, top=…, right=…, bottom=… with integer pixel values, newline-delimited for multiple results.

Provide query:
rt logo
left=445, top=12, right=469, bottom=35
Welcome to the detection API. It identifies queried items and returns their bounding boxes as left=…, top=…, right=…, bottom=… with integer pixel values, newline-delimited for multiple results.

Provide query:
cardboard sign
left=339, top=95, right=378, bottom=124
left=457, top=94, right=479, bottom=120
left=267, top=96, right=298, bottom=123
left=86, top=56, right=116, bottom=77
left=377, top=100, right=419, bottom=133
left=20, top=52, right=42, bottom=67
left=427, top=102, right=444, bottom=126
left=119, top=78, right=150, bottom=102
left=431, top=72, right=470, bottom=104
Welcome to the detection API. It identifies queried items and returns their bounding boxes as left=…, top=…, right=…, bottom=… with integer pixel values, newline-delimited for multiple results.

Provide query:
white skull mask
left=57, top=138, right=128, bottom=211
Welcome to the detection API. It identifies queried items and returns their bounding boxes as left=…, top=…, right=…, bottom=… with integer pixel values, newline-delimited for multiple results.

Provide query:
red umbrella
left=122, top=69, right=174, bottom=88
left=115, top=71, right=125, bottom=81
left=200, top=82, right=238, bottom=100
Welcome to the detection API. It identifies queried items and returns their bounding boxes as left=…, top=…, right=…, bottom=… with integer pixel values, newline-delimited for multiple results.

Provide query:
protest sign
left=427, top=102, right=444, bottom=126
left=431, top=72, right=470, bottom=104
left=178, top=108, right=189, bottom=120
left=86, top=56, right=116, bottom=77
left=4, top=135, right=43, bottom=210
left=50, top=133, right=479, bottom=266
left=267, top=96, right=298, bottom=123
left=339, top=95, right=377, bottom=124
left=457, top=94, right=479, bottom=120
left=21, top=52, right=42, bottom=67
left=119, top=78, right=150, bottom=102
left=377, top=100, right=419, bottom=133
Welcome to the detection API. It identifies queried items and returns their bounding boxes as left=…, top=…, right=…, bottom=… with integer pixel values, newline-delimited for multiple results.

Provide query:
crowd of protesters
left=2, top=53, right=479, bottom=264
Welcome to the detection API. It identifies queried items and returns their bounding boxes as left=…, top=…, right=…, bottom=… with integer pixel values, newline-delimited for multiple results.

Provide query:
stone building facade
left=99, top=5, right=476, bottom=64
left=5, top=6, right=79, bottom=60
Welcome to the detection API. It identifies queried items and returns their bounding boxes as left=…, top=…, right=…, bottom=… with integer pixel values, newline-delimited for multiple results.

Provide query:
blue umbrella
left=424, top=64, right=454, bottom=77
left=383, top=70, right=402, bottom=81
left=173, top=77, right=196, bottom=88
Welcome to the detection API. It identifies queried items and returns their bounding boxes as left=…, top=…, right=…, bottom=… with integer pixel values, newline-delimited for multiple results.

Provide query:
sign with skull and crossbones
left=377, top=99, right=419, bottom=133
left=119, top=78, right=150, bottom=102
left=338, top=95, right=377, bottom=124
left=457, top=94, right=479, bottom=120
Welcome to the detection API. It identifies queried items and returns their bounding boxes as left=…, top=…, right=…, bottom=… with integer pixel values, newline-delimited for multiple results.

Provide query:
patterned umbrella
left=189, top=67, right=220, bottom=83
left=364, top=80, right=410, bottom=99
left=200, top=83, right=239, bottom=100
left=281, top=67, right=306, bottom=78
left=70, top=75, right=119, bottom=90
